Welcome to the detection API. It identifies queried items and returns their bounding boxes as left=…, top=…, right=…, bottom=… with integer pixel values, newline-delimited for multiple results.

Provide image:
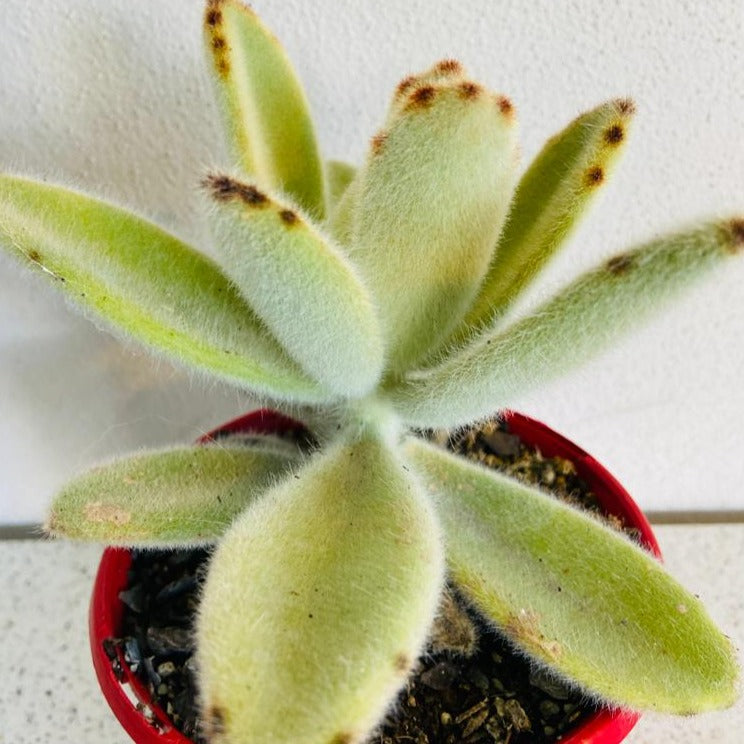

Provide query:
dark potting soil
left=106, top=417, right=641, bottom=743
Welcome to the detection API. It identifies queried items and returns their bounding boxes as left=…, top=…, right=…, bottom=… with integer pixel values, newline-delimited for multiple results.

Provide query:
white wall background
left=0, top=0, right=742, bottom=523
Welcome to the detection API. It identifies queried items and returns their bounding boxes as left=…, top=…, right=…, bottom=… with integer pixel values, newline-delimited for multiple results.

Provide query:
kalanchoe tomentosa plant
left=1, top=1, right=741, bottom=741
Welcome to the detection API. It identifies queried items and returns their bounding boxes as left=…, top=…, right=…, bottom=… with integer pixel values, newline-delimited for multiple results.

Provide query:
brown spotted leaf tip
left=604, top=123, right=625, bottom=145
left=605, top=252, right=637, bottom=276
left=406, top=85, right=438, bottom=110
left=616, top=97, right=636, bottom=115
left=203, top=0, right=326, bottom=215
left=435, top=58, right=464, bottom=75
left=203, top=173, right=269, bottom=206
left=497, top=95, right=514, bottom=116
left=458, top=81, right=482, bottom=100
left=584, top=165, right=605, bottom=186
left=727, top=218, right=744, bottom=253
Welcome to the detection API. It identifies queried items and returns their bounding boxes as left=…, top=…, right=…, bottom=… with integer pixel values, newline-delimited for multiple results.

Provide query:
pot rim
left=90, top=408, right=658, bottom=744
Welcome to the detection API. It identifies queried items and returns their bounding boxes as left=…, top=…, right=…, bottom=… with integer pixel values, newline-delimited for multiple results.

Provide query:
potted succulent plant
left=0, top=1, right=740, bottom=742
left=87, top=407, right=664, bottom=744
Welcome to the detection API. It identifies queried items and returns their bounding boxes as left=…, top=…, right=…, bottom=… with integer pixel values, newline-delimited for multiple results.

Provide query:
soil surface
left=106, top=417, right=639, bottom=743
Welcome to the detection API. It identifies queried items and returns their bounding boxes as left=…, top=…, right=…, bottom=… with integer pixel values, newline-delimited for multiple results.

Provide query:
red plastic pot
left=90, top=409, right=660, bottom=743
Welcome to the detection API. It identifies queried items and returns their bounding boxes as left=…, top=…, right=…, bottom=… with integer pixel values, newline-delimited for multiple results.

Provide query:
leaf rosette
left=1, top=1, right=740, bottom=741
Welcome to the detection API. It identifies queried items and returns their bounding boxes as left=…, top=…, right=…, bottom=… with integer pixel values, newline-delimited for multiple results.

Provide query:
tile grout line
left=3, top=513, right=744, bottom=540
left=0, top=524, right=47, bottom=540
left=644, top=510, right=744, bottom=525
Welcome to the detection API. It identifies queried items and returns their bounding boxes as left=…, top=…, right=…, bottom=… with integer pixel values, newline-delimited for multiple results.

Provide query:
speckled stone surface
left=1, top=542, right=129, bottom=744
left=1, top=525, right=743, bottom=743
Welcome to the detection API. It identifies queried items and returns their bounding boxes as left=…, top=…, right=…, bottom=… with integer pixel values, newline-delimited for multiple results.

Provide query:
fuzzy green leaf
left=46, top=439, right=299, bottom=547
left=196, top=433, right=444, bottom=744
left=204, top=0, right=325, bottom=217
left=325, top=160, right=356, bottom=214
left=204, top=174, right=384, bottom=396
left=391, top=219, right=744, bottom=427
left=459, top=99, right=636, bottom=334
left=0, top=173, right=329, bottom=403
left=327, top=168, right=359, bottom=247
left=350, top=62, right=519, bottom=373
left=404, top=437, right=738, bottom=713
